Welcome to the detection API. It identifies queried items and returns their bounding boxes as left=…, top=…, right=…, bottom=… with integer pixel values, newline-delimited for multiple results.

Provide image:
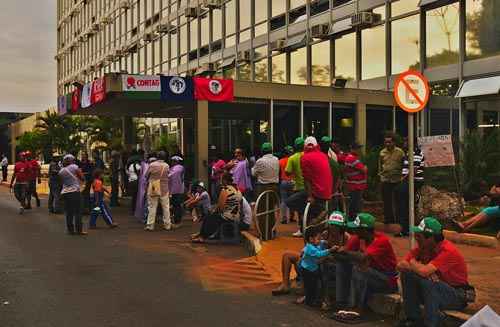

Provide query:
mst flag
left=71, top=87, right=81, bottom=113
left=91, top=77, right=106, bottom=104
left=160, top=76, right=194, bottom=101
left=194, top=77, right=234, bottom=102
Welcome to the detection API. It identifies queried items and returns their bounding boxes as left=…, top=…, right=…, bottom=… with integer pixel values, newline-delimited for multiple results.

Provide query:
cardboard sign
left=418, top=135, right=455, bottom=167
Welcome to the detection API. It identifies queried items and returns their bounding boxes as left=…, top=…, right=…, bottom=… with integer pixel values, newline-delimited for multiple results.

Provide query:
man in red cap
left=24, top=151, right=41, bottom=209
left=10, top=152, right=30, bottom=214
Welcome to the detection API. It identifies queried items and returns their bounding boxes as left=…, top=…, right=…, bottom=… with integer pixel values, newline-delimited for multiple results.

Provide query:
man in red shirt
left=331, top=213, right=398, bottom=320
left=344, top=143, right=368, bottom=220
left=396, top=217, right=470, bottom=327
left=10, top=152, right=30, bottom=214
left=25, top=151, right=41, bottom=209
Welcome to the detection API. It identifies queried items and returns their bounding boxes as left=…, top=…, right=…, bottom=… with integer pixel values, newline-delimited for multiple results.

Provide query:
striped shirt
left=402, top=149, right=425, bottom=182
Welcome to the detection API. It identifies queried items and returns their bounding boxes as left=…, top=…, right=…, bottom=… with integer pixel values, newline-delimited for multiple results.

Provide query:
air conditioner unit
left=351, top=12, right=381, bottom=27
left=310, top=23, right=330, bottom=39
left=143, top=32, right=155, bottom=42
left=201, top=0, right=222, bottom=9
left=185, top=7, right=199, bottom=18
left=119, top=0, right=131, bottom=10
left=270, top=39, right=286, bottom=52
left=238, top=50, right=252, bottom=62
left=100, top=16, right=113, bottom=25
left=156, top=23, right=176, bottom=34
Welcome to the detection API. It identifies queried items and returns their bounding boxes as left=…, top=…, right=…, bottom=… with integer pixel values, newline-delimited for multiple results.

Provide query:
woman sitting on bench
left=191, top=172, right=242, bottom=243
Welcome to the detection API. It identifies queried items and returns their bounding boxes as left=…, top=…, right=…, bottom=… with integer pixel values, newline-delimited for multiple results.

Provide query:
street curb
left=241, top=231, right=262, bottom=256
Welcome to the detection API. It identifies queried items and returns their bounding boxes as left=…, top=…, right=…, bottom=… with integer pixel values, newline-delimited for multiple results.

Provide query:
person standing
left=10, top=152, right=30, bottom=214
left=344, top=143, right=368, bottom=220
left=145, top=151, right=171, bottom=231
left=396, top=218, right=470, bottom=327
left=225, top=148, right=253, bottom=200
left=79, top=152, right=95, bottom=214
left=48, top=155, right=63, bottom=214
left=252, top=142, right=280, bottom=240
left=396, top=138, right=425, bottom=237
left=110, top=151, right=121, bottom=207
left=127, top=150, right=142, bottom=215
left=279, top=146, right=294, bottom=224
left=1, top=154, right=8, bottom=182
left=378, top=134, right=404, bottom=227
left=285, top=137, right=306, bottom=237
left=25, top=151, right=41, bottom=209
left=59, top=154, right=86, bottom=235
left=169, top=155, right=185, bottom=228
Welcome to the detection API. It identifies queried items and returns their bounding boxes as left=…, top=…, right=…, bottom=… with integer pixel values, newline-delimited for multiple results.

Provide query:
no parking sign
left=394, top=70, right=430, bottom=113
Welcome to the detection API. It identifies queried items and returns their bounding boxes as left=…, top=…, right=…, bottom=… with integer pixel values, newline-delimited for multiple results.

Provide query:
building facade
left=56, top=0, right=500, bottom=153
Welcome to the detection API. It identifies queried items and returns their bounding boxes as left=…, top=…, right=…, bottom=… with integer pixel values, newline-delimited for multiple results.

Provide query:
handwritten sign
left=417, top=135, right=455, bottom=167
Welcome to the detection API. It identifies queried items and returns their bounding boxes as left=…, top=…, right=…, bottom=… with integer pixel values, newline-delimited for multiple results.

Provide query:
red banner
left=194, top=77, right=234, bottom=102
left=71, top=88, right=81, bottom=113
left=91, top=77, right=106, bottom=104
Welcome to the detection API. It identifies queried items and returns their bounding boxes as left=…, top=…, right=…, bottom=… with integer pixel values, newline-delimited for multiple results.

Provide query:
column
left=356, top=102, right=367, bottom=152
left=195, top=101, right=209, bottom=185
left=121, top=117, right=135, bottom=150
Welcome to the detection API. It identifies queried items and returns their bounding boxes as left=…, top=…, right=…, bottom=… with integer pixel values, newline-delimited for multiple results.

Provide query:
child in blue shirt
left=301, top=226, right=334, bottom=306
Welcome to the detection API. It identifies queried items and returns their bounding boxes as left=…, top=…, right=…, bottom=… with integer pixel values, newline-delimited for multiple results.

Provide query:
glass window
left=362, top=25, right=385, bottom=80
left=225, top=0, right=236, bottom=36
left=171, top=32, right=178, bottom=58
left=272, top=0, right=286, bottom=17
left=240, top=0, right=251, bottom=30
left=139, top=46, right=145, bottom=72
left=255, top=58, right=269, bottom=82
left=223, top=67, right=235, bottom=79
left=335, top=33, right=356, bottom=81
left=272, top=53, right=286, bottom=83
left=180, top=24, right=187, bottom=55
left=274, top=101, right=301, bottom=151
left=238, top=62, right=252, bottom=81
left=290, top=47, right=307, bottom=85
left=304, top=102, right=329, bottom=139
left=426, top=3, right=460, bottom=68
left=466, top=0, right=500, bottom=60
left=311, top=41, right=331, bottom=86
left=255, top=22, right=268, bottom=37
left=147, top=42, right=153, bottom=70
left=366, top=106, right=393, bottom=148
left=213, top=8, right=222, bottom=41
left=290, top=0, right=305, bottom=10
left=430, top=109, right=451, bottom=136
left=255, top=0, right=268, bottom=24
left=190, top=19, right=198, bottom=51
left=392, top=15, right=420, bottom=74
left=200, top=13, right=209, bottom=46
left=391, top=0, right=419, bottom=17
left=240, top=30, right=251, bottom=43
left=332, top=104, right=355, bottom=148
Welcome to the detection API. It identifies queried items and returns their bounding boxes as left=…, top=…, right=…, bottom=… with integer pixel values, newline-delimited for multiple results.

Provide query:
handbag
left=148, top=165, right=166, bottom=197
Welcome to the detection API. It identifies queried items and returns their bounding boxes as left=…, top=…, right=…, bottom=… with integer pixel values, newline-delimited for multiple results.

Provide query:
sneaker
left=292, top=230, right=303, bottom=237
left=163, top=224, right=172, bottom=231
left=144, top=226, right=154, bottom=231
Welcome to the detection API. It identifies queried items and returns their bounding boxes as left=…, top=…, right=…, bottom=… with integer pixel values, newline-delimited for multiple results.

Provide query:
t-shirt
left=221, top=185, right=242, bottom=221
left=279, top=157, right=292, bottom=182
left=59, top=164, right=81, bottom=194
left=300, top=148, right=332, bottom=200
left=211, top=159, right=226, bottom=181
left=92, top=178, right=104, bottom=193
left=241, top=197, right=253, bottom=226
left=345, top=232, right=398, bottom=288
left=195, top=191, right=211, bottom=214
left=127, top=162, right=141, bottom=182
left=285, top=152, right=304, bottom=191
left=405, top=240, right=468, bottom=287
left=300, top=241, right=329, bottom=272
left=14, top=162, right=30, bottom=183
left=27, top=160, right=40, bottom=181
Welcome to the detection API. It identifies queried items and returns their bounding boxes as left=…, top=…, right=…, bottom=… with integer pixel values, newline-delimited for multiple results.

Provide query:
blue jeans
left=279, top=181, right=294, bottom=220
left=401, top=271, right=466, bottom=327
left=89, top=192, right=113, bottom=227
left=336, top=262, right=396, bottom=309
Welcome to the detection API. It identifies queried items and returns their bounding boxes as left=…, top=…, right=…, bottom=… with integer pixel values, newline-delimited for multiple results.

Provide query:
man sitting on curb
left=331, top=213, right=398, bottom=323
left=396, top=217, right=473, bottom=327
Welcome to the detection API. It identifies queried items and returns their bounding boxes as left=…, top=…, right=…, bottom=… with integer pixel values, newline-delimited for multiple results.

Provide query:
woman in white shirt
left=127, top=150, right=142, bottom=215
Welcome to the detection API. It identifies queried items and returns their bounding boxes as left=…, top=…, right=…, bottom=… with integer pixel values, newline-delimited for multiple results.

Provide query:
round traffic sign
left=394, top=70, right=430, bottom=113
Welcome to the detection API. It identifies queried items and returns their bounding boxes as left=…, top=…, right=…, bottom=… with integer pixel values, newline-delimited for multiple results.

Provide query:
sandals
left=330, top=310, right=365, bottom=324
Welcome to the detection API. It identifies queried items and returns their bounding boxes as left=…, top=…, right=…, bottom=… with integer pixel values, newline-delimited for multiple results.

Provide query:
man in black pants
left=110, top=151, right=121, bottom=207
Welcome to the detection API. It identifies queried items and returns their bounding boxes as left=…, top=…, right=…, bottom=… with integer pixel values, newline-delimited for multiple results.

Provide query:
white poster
left=122, top=75, right=161, bottom=92
left=417, top=134, right=455, bottom=167
left=81, top=83, right=92, bottom=108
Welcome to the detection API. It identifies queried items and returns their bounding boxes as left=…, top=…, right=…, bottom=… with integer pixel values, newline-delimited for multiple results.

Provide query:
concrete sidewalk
left=249, top=222, right=500, bottom=316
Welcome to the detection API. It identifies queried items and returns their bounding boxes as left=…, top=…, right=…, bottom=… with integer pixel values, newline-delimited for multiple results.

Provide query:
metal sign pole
left=408, top=113, right=415, bottom=249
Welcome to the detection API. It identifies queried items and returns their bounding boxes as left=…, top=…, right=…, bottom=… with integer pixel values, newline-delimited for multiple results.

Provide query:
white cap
left=304, top=136, right=318, bottom=146
left=63, top=154, right=75, bottom=161
left=171, top=155, right=183, bottom=162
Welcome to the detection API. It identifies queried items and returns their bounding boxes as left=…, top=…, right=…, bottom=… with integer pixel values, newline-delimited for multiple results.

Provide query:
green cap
left=294, top=137, right=305, bottom=148
left=347, top=213, right=376, bottom=229
left=261, top=142, right=273, bottom=152
left=320, top=136, right=332, bottom=144
left=328, top=211, right=347, bottom=227
left=284, top=145, right=294, bottom=154
left=411, top=217, right=442, bottom=235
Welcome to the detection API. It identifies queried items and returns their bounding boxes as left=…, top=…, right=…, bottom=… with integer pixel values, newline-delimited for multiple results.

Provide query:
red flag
left=71, top=88, right=81, bottom=113
left=194, top=77, right=234, bottom=102
left=91, top=77, right=106, bottom=104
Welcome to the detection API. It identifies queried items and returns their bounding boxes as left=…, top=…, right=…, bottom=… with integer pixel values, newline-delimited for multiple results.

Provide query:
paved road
left=0, top=188, right=391, bottom=327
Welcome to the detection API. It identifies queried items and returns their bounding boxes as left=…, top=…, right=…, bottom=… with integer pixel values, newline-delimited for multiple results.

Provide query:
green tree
left=466, top=0, right=500, bottom=58
left=17, top=131, right=45, bottom=155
